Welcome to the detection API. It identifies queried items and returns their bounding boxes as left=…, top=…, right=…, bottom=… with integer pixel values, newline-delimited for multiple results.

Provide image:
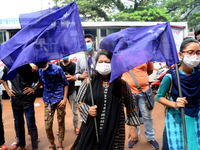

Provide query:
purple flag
left=0, top=1, right=86, bottom=80
left=100, top=22, right=179, bottom=82
left=19, top=7, right=59, bottom=29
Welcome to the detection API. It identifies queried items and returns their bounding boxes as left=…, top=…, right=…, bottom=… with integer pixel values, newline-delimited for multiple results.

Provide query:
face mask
left=86, top=43, right=93, bottom=52
left=41, top=63, right=49, bottom=71
left=183, top=55, right=200, bottom=68
left=95, top=63, right=111, bottom=75
left=62, top=56, right=68, bottom=60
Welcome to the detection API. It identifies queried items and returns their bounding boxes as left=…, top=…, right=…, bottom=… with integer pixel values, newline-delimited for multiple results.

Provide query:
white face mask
left=183, top=55, right=200, bottom=68
left=41, top=63, right=49, bottom=71
left=95, top=63, right=111, bottom=75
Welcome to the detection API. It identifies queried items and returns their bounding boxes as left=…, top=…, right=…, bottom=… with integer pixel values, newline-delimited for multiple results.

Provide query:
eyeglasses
left=182, top=50, right=200, bottom=55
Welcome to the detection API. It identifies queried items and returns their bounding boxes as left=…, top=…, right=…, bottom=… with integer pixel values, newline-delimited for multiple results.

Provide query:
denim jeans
left=133, top=93, right=155, bottom=141
left=12, top=104, right=38, bottom=149
left=0, top=101, right=5, bottom=146
left=68, top=91, right=78, bottom=128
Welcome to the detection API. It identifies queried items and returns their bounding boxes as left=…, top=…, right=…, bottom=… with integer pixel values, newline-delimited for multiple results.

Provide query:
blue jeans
left=12, top=105, right=38, bottom=149
left=133, top=93, right=155, bottom=141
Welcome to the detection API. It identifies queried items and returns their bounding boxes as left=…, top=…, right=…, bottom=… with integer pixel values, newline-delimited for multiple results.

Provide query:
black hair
left=36, top=61, right=48, bottom=68
left=84, top=34, right=95, bottom=42
left=194, top=29, right=200, bottom=40
left=183, top=37, right=192, bottom=40
left=91, top=50, right=112, bottom=80
left=91, top=50, right=127, bottom=101
left=180, top=38, right=200, bottom=52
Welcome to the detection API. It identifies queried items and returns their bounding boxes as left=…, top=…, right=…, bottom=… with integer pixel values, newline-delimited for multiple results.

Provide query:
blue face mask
left=86, top=43, right=93, bottom=52
left=62, top=56, right=69, bottom=60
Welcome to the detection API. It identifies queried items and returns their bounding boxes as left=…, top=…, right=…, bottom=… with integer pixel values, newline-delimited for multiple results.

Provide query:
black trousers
left=0, top=104, right=5, bottom=146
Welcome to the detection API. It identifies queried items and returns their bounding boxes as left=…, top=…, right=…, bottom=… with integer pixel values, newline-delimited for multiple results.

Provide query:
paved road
left=2, top=97, right=165, bottom=150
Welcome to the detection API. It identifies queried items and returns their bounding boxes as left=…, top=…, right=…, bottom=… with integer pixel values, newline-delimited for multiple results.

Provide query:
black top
left=56, top=61, right=76, bottom=96
left=2, top=65, right=39, bottom=109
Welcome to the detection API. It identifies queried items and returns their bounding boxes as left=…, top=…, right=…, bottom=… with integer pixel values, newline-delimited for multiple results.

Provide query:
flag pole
left=84, top=52, right=99, bottom=143
left=175, top=63, right=188, bottom=150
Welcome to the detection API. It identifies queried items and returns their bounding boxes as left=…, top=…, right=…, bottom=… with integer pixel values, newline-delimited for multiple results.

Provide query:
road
left=2, top=97, right=165, bottom=150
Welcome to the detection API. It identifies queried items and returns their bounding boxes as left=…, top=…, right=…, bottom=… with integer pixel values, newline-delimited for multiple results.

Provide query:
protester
left=2, top=64, right=39, bottom=150
left=194, top=29, right=200, bottom=42
left=56, top=56, right=79, bottom=135
left=9, top=63, right=40, bottom=150
left=122, top=62, right=159, bottom=149
left=36, top=61, right=69, bottom=150
left=75, top=34, right=97, bottom=81
left=0, top=72, right=9, bottom=150
left=71, top=51, right=140, bottom=150
left=156, top=38, right=200, bottom=149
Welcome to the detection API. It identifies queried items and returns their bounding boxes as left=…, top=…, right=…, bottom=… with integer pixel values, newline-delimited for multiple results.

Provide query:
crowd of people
left=0, top=29, right=200, bottom=150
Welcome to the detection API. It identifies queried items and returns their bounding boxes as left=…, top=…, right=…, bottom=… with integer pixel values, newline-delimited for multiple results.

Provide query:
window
left=108, top=28, right=121, bottom=35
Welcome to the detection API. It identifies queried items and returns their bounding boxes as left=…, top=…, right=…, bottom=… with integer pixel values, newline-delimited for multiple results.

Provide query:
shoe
left=10, top=142, right=19, bottom=150
left=74, top=127, right=80, bottom=135
left=128, top=139, right=138, bottom=148
left=0, top=145, right=9, bottom=150
left=49, top=145, right=56, bottom=150
left=149, top=139, right=159, bottom=149
left=57, top=145, right=64, bottom=150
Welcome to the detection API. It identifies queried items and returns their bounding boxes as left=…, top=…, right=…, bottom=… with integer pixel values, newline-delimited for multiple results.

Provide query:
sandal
left=57, top=146, right=64, bottom=150
left=0, top=145, right=9, bottom=150
left=10, top=142, right=19, bottom=150
left=74, top=127, right=80, bottom=135
left=49, top=145, right=56, bottom=150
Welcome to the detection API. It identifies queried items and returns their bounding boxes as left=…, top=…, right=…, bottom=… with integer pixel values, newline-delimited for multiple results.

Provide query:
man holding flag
left=0, top=1, right=87, bottom=150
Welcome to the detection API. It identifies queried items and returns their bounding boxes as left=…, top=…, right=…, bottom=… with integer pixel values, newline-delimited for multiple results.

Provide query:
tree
left=54, top=0, right=113, bottom=21
left=52, top=0, right=170, bottom=22
left=188, top=11, right=200, bottom=30
left=112, top=5, right=171, bottom=22
left=158, top=0, right=200, bottom=29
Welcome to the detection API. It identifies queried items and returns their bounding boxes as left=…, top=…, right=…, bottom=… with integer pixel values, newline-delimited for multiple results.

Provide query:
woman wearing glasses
left=156, top=38, right=200, bottom=150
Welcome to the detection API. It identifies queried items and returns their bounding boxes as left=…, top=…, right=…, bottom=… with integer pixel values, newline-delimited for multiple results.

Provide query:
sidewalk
left=2, top=97, right=165, bottom=150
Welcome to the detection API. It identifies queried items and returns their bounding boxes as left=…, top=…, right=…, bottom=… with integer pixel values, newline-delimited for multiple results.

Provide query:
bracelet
left=32, top=86, right=37, bottom=91
left=128, top=108, right=137, bottom=113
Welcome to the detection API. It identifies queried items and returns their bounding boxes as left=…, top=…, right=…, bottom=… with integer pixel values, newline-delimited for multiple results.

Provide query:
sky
left=0, top=0, right=41, bottom=18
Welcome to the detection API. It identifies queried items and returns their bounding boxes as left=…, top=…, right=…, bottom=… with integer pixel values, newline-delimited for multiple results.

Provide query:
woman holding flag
left=156, top=38, right=200, bottom=150
left=71, top=50, right=140, bottom=150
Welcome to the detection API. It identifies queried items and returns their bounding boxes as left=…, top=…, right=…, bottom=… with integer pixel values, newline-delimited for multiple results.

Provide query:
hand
left=7, top=89, right=16, bottom=97
left=23, top=87, right=36, bottom=95
left=128, top=126, right=138, bottom=143
left=174, top=97, right=188, bottom=109
left=0, top=80, right=3, bottom=84
left=65, top=75, right=71, bottom=78
left=82, top=71, right=88, bottom=78
left=30, top=63, right=38, bottom=73
left=88, top=105, right=97, bottom=117
left=57, top=99, right=67, bottom=109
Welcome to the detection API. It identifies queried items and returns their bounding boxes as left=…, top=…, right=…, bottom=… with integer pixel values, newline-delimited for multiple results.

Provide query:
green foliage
left=188, top=11, right=200, bottom=30
left=51, top=0, right=200, bottom=30
left=113, top=6, right=172, bottom=22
